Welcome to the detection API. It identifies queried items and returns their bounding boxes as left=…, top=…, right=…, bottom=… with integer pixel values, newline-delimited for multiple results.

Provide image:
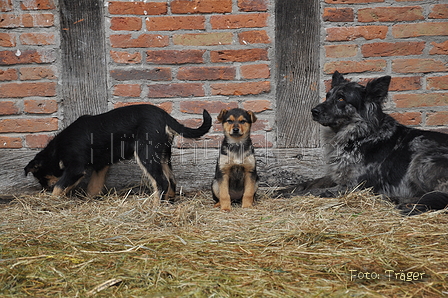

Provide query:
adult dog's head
left=312, top=71, right=391, bottom=132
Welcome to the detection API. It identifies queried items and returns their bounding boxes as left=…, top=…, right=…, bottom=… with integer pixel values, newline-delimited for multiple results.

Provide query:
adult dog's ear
left=365, top=76, right=391, bottom=104
left=331, top=71, right=347, bottom=88
left=217, top=109, right=228, bottom=123
left=24, top=159, right=42, bottom=176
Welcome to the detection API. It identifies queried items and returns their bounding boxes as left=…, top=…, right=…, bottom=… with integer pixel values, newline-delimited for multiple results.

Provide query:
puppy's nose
left=311, top=107, right=320, bottom=117
left=232, top=127, right=240, bottom=133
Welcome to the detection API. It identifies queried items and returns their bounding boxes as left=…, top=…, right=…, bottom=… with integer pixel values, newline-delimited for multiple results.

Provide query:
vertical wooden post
left=60, top=0, right=108, bottom=127
left=275, top=0, right=320, bottom=148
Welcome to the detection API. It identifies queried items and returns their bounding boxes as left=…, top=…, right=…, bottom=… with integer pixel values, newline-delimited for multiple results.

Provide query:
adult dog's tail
left=398, top=191, right=448, bottom=215
left=166, top=109, right=212, bottom=138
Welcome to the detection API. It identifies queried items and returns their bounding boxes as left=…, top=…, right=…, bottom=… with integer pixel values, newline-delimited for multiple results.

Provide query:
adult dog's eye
left=338, top=98, right=344, bottom=102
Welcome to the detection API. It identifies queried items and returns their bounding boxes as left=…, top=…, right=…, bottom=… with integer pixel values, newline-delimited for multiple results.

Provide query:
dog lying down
left=279, top=71, right=448, bottom=215
left=25, top=104, right=212, bottom=200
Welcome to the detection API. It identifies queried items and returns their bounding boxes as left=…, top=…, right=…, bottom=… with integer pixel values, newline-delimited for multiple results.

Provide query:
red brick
left=110, top=34, right=169, bottom=48
left=110, top=68, right=171, bottom=81
left=361, top=41, right=425, bottom=57
left=113, top=101, right=173, bottom=113
left=323, top=8, right=354, bottom=22
left=171, top=0, right=232, bottom=14
left=392, top=59, right=448, bottom=73
left=0, top=32, right=15, bottom=47
left=20, top=0, right=55, bottom=10
left=0, top=82, right=56, bottom=98
left=0, top=13, right=54, bottom=28
left=0, top=0, right=13, bottom=12
left=24, top=99, right=57, bottom=114
left=0, top=118, right=58, bottom=133
left=324, top=0, right=383, bottom=3
left=0, top=101, right=19, bottom=115
left=0, top=49, right=56, bottom=65
left=389, top=76, right=421, bottom=91
left=19, top=66, right=56, bottom=80
left=0, top=136, right=22, bottom=148
left=429, top=40, right=448, bottom=55
left=25, top=134, right=52, bottom=148
left=326, top=26, right=388, bottom=41
left=429, top=4, right=448, bottom=19
left=173, top=32, right=232, bottom=46
left=113, top=84, right=141, bottom=97
left=146, top=50, right=205, bottom=64
left=110, top=50, right=142, bottom=64
left=392, top=22, right=448, bottom=38
left=394, top=93, right=448, bottom=108
left=210, top=48, right=268, bottom=63
left=20, top=32, right=55, bottom=45
left=110, top=17, right=142, bottom=31
left=325, top=44, right=358, bottom=58
left=148, top=83, right=204, bottom=98
left=0, top=69, right=18, bottom=81
left=358, top=7, right=424, bottom=22
left=238, top=0, right=267, bottom=12
left=427, top=75, right=448, bottom=90
left=427, top=111, right=448, bottom=126
left=177, top=66, right=235, bottom=81
left=210, top=13, right=268, bottom=29
left=211, top=81, right=270, bottom=96
left=389, top=112, right=421, bottom=126
left=324, top=60, right=387, bottom=74
left=238, top=30, right=270, bottom=44
left=146, top=16, right=205, bottom=31
left=240, top=64, right=270, bottom=79
left=242, top=99, right=272, bottom=112
left=180, top=100, right=238, bottom=114
left=108, top=2, right=167, bottom=15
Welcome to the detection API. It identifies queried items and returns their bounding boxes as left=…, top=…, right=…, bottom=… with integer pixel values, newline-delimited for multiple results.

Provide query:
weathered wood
left=59, top=0, right=108, bottom=127
left=275, top=0, right=321, bottom=148
left=0, top=148, right=325, bottom=196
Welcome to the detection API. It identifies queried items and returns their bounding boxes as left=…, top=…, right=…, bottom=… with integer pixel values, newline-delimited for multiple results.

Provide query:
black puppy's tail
left=166, top=109, right=212, bottom=138
left=398, top=191, right=448, bottom=216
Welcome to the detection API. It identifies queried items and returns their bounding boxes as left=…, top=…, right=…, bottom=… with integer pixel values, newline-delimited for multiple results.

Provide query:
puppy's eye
left=338, top=98, right=344, bottom=102
left=226, top=120, right=234, bottom=124
left=240, top=120, right=247, bottom=124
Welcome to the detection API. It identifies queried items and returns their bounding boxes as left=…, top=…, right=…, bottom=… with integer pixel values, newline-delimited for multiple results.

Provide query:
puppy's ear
left=247, top=111, right=257, bottom=123
left=331, top=71, right=347, bottom=88
left=365, top=76, right=391, bottom=103
left=24, top=159, right=42, bottom=176
left=217, top=109, right=228, bottom=123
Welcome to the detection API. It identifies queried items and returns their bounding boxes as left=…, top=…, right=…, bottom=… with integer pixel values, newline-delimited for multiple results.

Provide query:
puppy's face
left=24, top=155, right=63, bottom=190
left=218, top=108, right=257, bottom=140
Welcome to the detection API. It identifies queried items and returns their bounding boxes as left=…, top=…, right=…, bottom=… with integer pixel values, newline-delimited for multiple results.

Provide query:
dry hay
left=0, top=188, right=447, bottom=297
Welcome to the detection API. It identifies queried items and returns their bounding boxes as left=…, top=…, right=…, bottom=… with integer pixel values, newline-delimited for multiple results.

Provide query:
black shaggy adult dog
left=25, top=104, right=212, bottom=200
left=284, top=71, right=448, bottom=215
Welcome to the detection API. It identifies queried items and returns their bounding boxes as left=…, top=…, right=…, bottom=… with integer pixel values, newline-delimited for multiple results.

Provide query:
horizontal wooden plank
left=0, top=148, right=325, bottom=196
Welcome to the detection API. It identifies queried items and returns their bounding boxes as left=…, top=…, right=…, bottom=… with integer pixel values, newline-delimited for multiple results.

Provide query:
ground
left=0, top=189, right=447, bottom=297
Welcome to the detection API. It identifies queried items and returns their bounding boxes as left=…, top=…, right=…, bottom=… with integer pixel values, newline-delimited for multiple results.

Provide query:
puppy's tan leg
left=219, top=174, right=231, bottom=211
left=52, top=175, right=84, bottom=196
left=87, top=166, right=110, bottom=197
left=242, top=172, right=258, bottom=208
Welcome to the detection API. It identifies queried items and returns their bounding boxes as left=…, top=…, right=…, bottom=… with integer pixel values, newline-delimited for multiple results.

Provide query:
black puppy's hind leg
left=134, top=149, right=170, bottom=200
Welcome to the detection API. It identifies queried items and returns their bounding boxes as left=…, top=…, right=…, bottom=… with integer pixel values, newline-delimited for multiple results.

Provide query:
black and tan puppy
left=25, top=104, right=212, bottom=200
left=212, top=108, right=259, bottom=211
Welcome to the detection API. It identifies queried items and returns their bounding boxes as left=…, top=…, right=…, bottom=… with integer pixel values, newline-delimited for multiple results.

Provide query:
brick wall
left=106, top=0, right=274, bottom=148
left=322, top=0, right=448, bottom=131
left=1, top=0, right=447, bottom=154
left=0, top=0, right=59, bottom=149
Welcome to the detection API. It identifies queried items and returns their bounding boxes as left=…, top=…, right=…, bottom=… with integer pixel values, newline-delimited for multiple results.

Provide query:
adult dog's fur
left=282, top=71, right=448, bottom=215
left=212, top=108, right=259, bottom=211
left=25, top=104, right=212, bottom=199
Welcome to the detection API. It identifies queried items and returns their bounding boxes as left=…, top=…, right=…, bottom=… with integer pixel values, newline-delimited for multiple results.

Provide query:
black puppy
left=25, top=104, right=212, bottom=199
left=282, top=71, right=448, bottom=215
left=212, top=108, right=259, bottom=211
